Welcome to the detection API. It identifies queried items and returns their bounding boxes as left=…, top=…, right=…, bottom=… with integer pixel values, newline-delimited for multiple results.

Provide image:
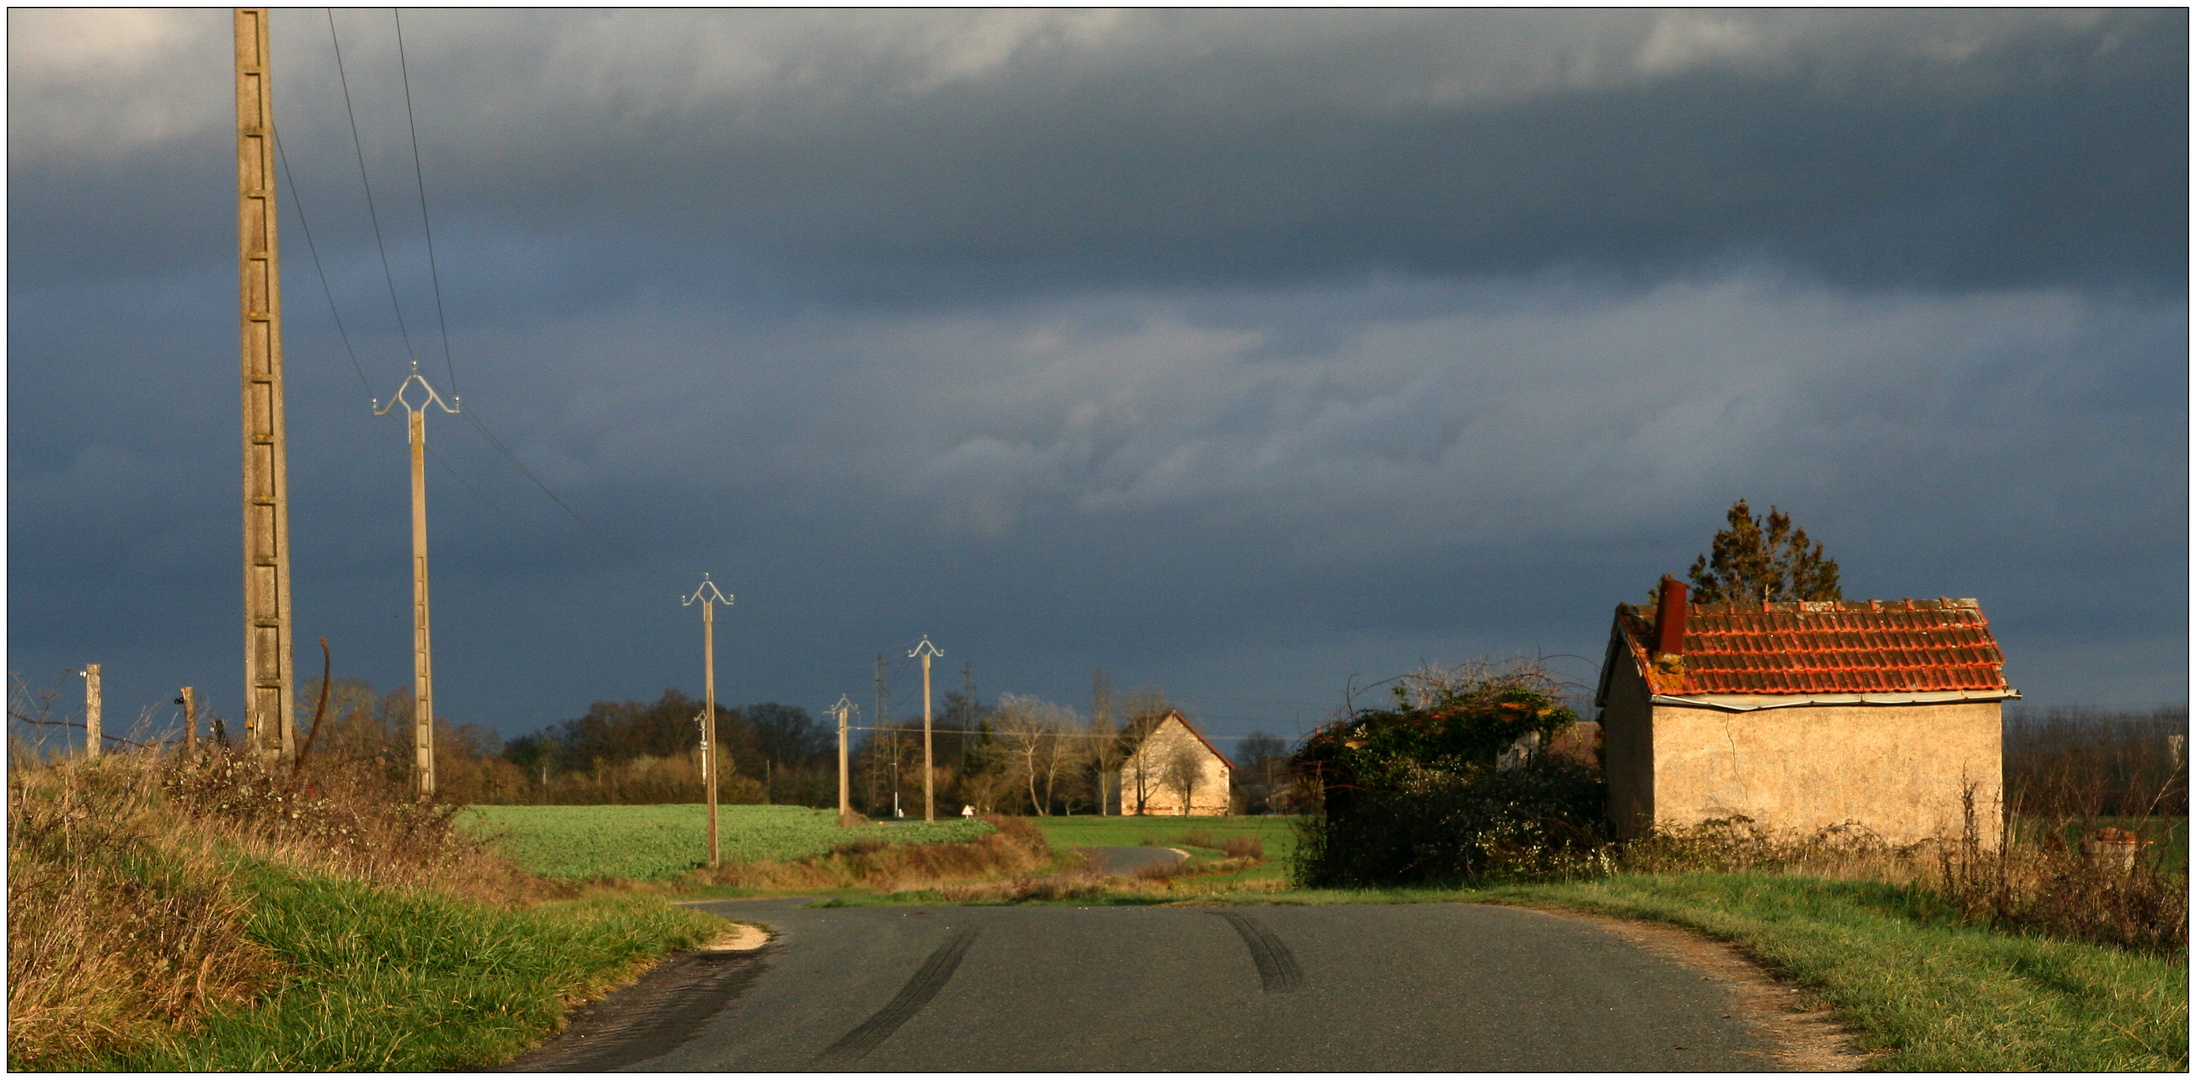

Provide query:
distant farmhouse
left=1121, top=711, right=1234, bottom=816
left=1596, top=577, right=2017, bottom=845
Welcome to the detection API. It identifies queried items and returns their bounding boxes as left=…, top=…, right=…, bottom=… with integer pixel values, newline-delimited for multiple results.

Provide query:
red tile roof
left=1611, top=597, right=2010, bottom=697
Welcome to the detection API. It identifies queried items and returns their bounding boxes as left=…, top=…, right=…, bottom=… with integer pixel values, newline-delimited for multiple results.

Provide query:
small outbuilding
left=1121, top=711, right=1234, bottom=816
left=1596, top=577, right=2017, bottom=845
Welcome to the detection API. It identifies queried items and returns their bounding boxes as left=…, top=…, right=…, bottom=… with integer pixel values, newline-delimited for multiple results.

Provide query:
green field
left=458, top=804, right=993, bottom=882
left=1030, top=815, right=1301, bottom=882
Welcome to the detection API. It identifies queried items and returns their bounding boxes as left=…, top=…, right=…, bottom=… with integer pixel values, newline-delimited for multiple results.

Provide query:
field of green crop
left=457, top=804, right=993, bottom=882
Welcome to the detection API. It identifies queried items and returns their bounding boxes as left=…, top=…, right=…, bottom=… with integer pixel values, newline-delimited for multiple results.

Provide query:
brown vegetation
left=1179, top=829, right=1265, bottom=860
left=7, top=758, right=270, bottom=1069
left=6, top=746, right=555, bottom=1068
left=690, top=815, right=1056, bottom=892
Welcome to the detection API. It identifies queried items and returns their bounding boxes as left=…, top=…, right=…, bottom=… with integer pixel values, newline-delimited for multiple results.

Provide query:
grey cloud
left=10, top=10, right=2186, bottom=305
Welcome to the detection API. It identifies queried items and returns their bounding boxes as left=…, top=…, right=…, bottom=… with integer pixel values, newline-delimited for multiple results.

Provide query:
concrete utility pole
left=373, top=368, right=458, bottom=798
left=909, top=636, right=943, bottom=821
left=827, top=695, right=858, bottom=824
left=81, top=665, right=102, bottom=759
left=235, top=8, right=296, bottom=761
left=683, top=575, right=732, bottom=869
left=179, top=687, right=198, bottom=753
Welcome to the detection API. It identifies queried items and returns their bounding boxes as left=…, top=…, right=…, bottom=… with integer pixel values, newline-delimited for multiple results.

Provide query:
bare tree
left=993, top=693, right=1080, bottom=815
left=1088, top=669, right=1118, bottom=814
left=1118, top=687, right=1175, bottom=815
left=1163, top=739, right=1204, bottom=816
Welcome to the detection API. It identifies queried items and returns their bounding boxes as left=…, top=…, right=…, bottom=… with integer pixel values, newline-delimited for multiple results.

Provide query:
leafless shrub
left=1936, top=784, right=2187, bottom=955
left=2004, top=705, right=2187, bottom=816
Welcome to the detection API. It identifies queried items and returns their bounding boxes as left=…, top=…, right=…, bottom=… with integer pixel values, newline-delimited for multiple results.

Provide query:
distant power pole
left=826, top=695, right=858, bottom=824
left=874, top=654, right=892, bottom=812
left=81, top=664, right=102, bottom=760
left=909, top=636, right=944, bottom=821
left=235, top=8, right=296, bottom=761
left=374, top=368, right=459, bottom=798
left=962, top=662, right=976, bottom=728
left=683, top=575, right=732, bottom=869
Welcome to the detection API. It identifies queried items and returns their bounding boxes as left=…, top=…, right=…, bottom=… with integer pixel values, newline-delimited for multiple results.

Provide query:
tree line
left=258, top=672, right=1298, bottom=813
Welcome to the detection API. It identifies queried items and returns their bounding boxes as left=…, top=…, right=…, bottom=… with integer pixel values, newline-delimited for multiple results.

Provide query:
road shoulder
left=1510, top=904, right=1872, bottom=1071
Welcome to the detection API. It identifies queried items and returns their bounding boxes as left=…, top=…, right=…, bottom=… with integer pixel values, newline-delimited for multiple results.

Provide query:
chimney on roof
left=1654, top=575, right=1688, bottom=656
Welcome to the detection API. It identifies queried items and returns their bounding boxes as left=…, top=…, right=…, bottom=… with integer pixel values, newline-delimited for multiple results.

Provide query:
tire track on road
left=1215, top=911, right=1302, bottom=993
left=809, top=928, right=979, bottom=1068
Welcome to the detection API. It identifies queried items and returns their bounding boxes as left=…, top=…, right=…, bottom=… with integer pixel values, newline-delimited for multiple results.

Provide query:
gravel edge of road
left=1505, top=904, right=1874, bottom=1071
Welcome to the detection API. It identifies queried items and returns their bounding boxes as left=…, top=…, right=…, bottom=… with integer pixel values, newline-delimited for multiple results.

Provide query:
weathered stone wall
left=1120, top=715, right=1231, bottom=816
left=1600, top=659, right=1657, bottom=838
left=1648, top=700, right=2003, bottom=846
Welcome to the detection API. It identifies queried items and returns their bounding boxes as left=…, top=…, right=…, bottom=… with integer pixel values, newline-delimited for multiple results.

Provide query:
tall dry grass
left=6, top=746, right=559, bottom=1067
left=7, top=757, right=270, bottom=1068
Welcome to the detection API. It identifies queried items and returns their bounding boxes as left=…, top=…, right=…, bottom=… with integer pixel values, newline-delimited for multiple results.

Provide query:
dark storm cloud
left=11, top=10, right=2187, bottom=302
left=8, top=10, right=2186, bottom=737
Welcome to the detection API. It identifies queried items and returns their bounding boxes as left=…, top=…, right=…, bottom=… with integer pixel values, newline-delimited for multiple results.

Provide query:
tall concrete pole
left=236, top=8, right=296, bottom=761
left=909, top=637, right=943, bottom=822
left=704, top=596, right=718, bottom=868
left=82, top=664, right=102, bottom=760
left=374, top=370, right=458, bottom=799
left=828, top=695, right=857, bottom=824
left=408, top=407, right=434, bottom=797
left=684, top=576, right=732, bottom=869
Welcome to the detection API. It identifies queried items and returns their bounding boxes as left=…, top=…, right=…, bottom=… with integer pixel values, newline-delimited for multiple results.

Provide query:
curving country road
left=509, top=897, right=1788, bottom=1072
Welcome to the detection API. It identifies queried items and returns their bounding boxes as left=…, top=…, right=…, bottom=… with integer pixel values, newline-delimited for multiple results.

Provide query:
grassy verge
left=459, top=803, right=992, bottom=881
left=7, top=754, right=725, bottom=1071
left=1471, top=873, right=2187, bottom=1072
left=107, top=861, right=723, bottom=1071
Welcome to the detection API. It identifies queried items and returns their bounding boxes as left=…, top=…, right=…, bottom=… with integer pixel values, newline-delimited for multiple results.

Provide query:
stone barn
left=1596, top=577, right=2016, bottom=845
left=1121, top=711, right=1234, bottom=816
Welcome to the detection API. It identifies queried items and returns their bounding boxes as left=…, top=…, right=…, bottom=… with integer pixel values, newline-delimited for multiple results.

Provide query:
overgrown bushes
left=1290, top=662, right=1607, bottom=887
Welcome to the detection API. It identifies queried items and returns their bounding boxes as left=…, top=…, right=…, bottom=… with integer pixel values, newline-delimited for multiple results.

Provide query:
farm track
left=511, top=897, right=1836, bottom=1071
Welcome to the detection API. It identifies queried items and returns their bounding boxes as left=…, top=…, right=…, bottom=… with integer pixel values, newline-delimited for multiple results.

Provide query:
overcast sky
left=8, top=9, right=2187, bottom=747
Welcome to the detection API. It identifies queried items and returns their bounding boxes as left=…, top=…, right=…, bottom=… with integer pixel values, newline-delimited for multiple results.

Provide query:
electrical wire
left=326, top=9, right=420, bottom=369
left=273, top=126, right=377, bottom=403
left=424, top=442, right=528, bottom=528
left=392, top=8, right=458, bottom=396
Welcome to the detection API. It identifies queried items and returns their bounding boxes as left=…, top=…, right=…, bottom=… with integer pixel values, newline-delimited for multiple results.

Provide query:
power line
left=326, top=9, right=419, bottom=369
left=272, top=126, right=375, bottom=402
left=424, top=442, right=526, bottom=528
left=392, top=8, right=458, bottom=396
left=454, top=402, right=670, bottom=575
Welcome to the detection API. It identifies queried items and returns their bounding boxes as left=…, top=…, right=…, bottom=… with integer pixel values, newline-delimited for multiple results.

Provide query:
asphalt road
left=521, top=898, right=1783, bottom=1072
